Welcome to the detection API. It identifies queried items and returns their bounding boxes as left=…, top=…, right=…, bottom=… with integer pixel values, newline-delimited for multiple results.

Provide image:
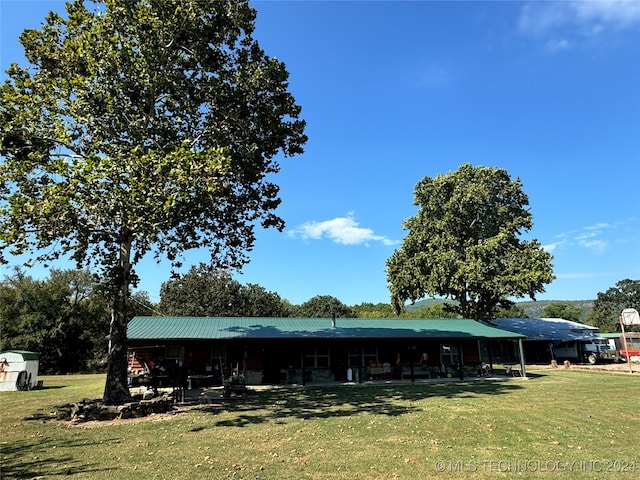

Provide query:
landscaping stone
left=60, top=395, right=175, bottom=423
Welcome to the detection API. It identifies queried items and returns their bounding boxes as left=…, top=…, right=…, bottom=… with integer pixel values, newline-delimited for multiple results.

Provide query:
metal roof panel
left=127, top=316, right=525, bottom=340
left=488, top=317, right=599, bottom=342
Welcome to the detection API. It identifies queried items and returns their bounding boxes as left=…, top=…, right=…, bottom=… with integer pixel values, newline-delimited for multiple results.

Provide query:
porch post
left=487, top=340, right=494, bottom=370
left=518, top=338, right=527, bottom=378
left=301, top=347, right=306, bottom=386
left=359, top=345, right=364, bottom=384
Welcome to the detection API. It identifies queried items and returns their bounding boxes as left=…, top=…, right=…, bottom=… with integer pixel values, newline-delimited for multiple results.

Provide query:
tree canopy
left=494, top=304, right=528, bottom=319
left=0, top=268, right=110, bottom=373
left=586, top=279, right=640, bottom=332
left=351, top=302, right=395, bottom=318
left=543, top=302, right=582, bottom=322
left=406, top=302, right=459, bottom=319
left=0, top=0, right=306, bottom=404
left=159, top=263, right=291, bottom=317
left=386, top=163, right=554, bottom=321
left=293, top=295, right=354, bottom=318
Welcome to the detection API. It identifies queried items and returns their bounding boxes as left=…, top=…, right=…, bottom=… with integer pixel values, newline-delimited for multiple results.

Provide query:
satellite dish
left=621, top=308, right=640, bottom=326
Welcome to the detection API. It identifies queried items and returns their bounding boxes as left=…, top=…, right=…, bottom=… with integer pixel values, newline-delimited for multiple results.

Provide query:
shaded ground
left=77, top=373, right=537, bottom=428
left=68, top=365, right=638, bottom=428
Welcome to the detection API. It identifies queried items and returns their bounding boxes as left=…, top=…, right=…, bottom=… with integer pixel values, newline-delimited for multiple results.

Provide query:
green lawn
left=1, top=369, right=639, bottom=479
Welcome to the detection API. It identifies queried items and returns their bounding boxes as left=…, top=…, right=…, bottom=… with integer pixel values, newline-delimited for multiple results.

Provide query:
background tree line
left=2, top=264, right=637, bottom=374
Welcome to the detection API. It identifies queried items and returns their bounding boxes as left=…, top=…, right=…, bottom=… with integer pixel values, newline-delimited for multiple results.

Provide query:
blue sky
left=1, top=1, right=639, bottom=307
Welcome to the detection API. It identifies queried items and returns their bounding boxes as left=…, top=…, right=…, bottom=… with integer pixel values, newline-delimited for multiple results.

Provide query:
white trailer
left=0, top=350, right=39, bottom=391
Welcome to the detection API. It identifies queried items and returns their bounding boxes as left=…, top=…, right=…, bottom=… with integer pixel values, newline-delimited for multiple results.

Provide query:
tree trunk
left=102, top=239, right=133, bottom=405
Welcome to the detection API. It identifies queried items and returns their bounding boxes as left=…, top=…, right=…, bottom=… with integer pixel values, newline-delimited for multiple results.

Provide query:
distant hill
left=405, top=298, right=595, bottom=322
left=517, top=300, right=594, bottom=321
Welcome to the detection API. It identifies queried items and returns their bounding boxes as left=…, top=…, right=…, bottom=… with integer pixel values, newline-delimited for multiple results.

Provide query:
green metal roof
left=127, top=317, right=524, bottom=341
left=0, top=350, right=39, bottom=360
left=600, top=333, right=622, bottom=339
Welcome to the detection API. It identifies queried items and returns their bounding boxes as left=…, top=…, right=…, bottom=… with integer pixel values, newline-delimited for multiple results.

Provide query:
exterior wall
left=486, top=339, right=522, bottom=364
left=522, top=341, right=553, bottom=363
left=128, top=337, right=498, bottom=385
left=614, top=332, right=640, bottom=350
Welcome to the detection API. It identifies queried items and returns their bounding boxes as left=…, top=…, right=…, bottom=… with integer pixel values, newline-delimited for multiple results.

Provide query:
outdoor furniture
left=400, top=364, right=431, bottom=380
left=505, top=365, right=521, bottom=377
left=366, top=366, right=385, bottom=380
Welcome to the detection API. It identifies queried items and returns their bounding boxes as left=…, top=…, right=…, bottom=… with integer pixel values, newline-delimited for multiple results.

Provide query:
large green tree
left=351, top=302, right=396, bottom=318
left=586, top=279, right=640, bottom=332
left=0, top=0, right=306, bottom=404
left=294, top=295, right=354, bottom=318
left=494, top=304, right=528, bottom=319
left=160, top=264, right=244, bottom=316
left=159, top=263, right=290, bottom=317
left=386, top=163, right=554, bottom=321
left=240, top=283, right=292, bottom=317
left=406, top=302, right=459, bottom=319
left=543, top=302, right=582, bottom=322
left=0, top=268, right=110, bottom=373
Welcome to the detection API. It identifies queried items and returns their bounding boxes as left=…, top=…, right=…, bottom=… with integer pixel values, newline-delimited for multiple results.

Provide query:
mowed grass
left=1, top=369, right=639, bottom=479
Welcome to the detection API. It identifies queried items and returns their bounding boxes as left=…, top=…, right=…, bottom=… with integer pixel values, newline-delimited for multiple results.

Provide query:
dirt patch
left=570, top=362, right=639, bottom=374
left=74, top=406, right=191, bottom=428
left=528, top=362, right=639, bottom=374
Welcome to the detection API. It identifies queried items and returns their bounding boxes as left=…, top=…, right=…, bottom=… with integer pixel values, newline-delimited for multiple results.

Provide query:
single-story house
left=486, top=317, right=600, bottom=363
left=126, top=316, right=526, bottom=386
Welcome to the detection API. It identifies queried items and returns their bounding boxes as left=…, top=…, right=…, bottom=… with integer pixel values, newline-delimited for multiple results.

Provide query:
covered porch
left=127, top=316, right=527, bottom=391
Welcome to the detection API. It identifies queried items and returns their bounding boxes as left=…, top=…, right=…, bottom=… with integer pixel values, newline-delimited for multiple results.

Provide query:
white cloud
left=542, top=242, right=560, bottom=253
left=584, top=222, right=613, bottom=231
left=545, top=38, right=572, bottom=52
left=517, top=0, right=640, bottom=49
left=288, top=214, right=398, bottom=246
left=577, top=238, right=608, bottom=253
left=518, top=2, right=570, bottom=37
left=574, top=0, right=640, bottom=28
left=550, top=222, right=618, bottom=254
left=417, top=64, right=452, bottom=89
left=554, top=272, right=601, bottom=279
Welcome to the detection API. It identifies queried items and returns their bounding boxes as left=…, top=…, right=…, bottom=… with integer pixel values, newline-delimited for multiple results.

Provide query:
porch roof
left=127, top=316, right=524, bottom=341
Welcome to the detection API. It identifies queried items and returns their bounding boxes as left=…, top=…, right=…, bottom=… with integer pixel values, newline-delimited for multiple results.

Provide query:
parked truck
left=553, top=338, right=621, bottom=364
left=582, top=338, right=622, bottom=364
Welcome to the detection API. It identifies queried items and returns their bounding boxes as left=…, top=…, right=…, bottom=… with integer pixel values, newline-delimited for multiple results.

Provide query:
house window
left=348, top=346, right=377, bottom=367
left=440, top=344, right=459, bottom=366
left=305, top=347, right=330, bottom=368
left=210, top=346, right=227, bottom=373
left=165, top=346, right=181, bottom=361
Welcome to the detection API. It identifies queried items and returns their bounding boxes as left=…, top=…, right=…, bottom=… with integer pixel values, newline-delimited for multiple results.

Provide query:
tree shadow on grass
left=198, top=378, right=524, bottom=428
left=0, top=436, right=113, bottom=479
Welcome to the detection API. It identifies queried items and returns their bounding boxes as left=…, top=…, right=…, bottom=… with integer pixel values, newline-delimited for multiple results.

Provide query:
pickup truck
left=582, top=338, right=622, bottom=364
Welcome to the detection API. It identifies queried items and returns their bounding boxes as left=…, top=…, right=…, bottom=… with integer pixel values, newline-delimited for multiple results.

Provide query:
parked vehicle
left=553, top=338, right=621, bottom=364
left=582, top=338, right=622, bottom=364
left=619, top=348, right=640, bottom=362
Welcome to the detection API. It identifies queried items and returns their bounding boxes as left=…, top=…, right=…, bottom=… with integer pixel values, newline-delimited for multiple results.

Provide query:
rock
left=62, top=395, right=175, bottom=423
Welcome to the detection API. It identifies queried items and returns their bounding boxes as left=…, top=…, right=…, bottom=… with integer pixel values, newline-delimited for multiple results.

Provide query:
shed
left=0, top=350, right=39, bottom=391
